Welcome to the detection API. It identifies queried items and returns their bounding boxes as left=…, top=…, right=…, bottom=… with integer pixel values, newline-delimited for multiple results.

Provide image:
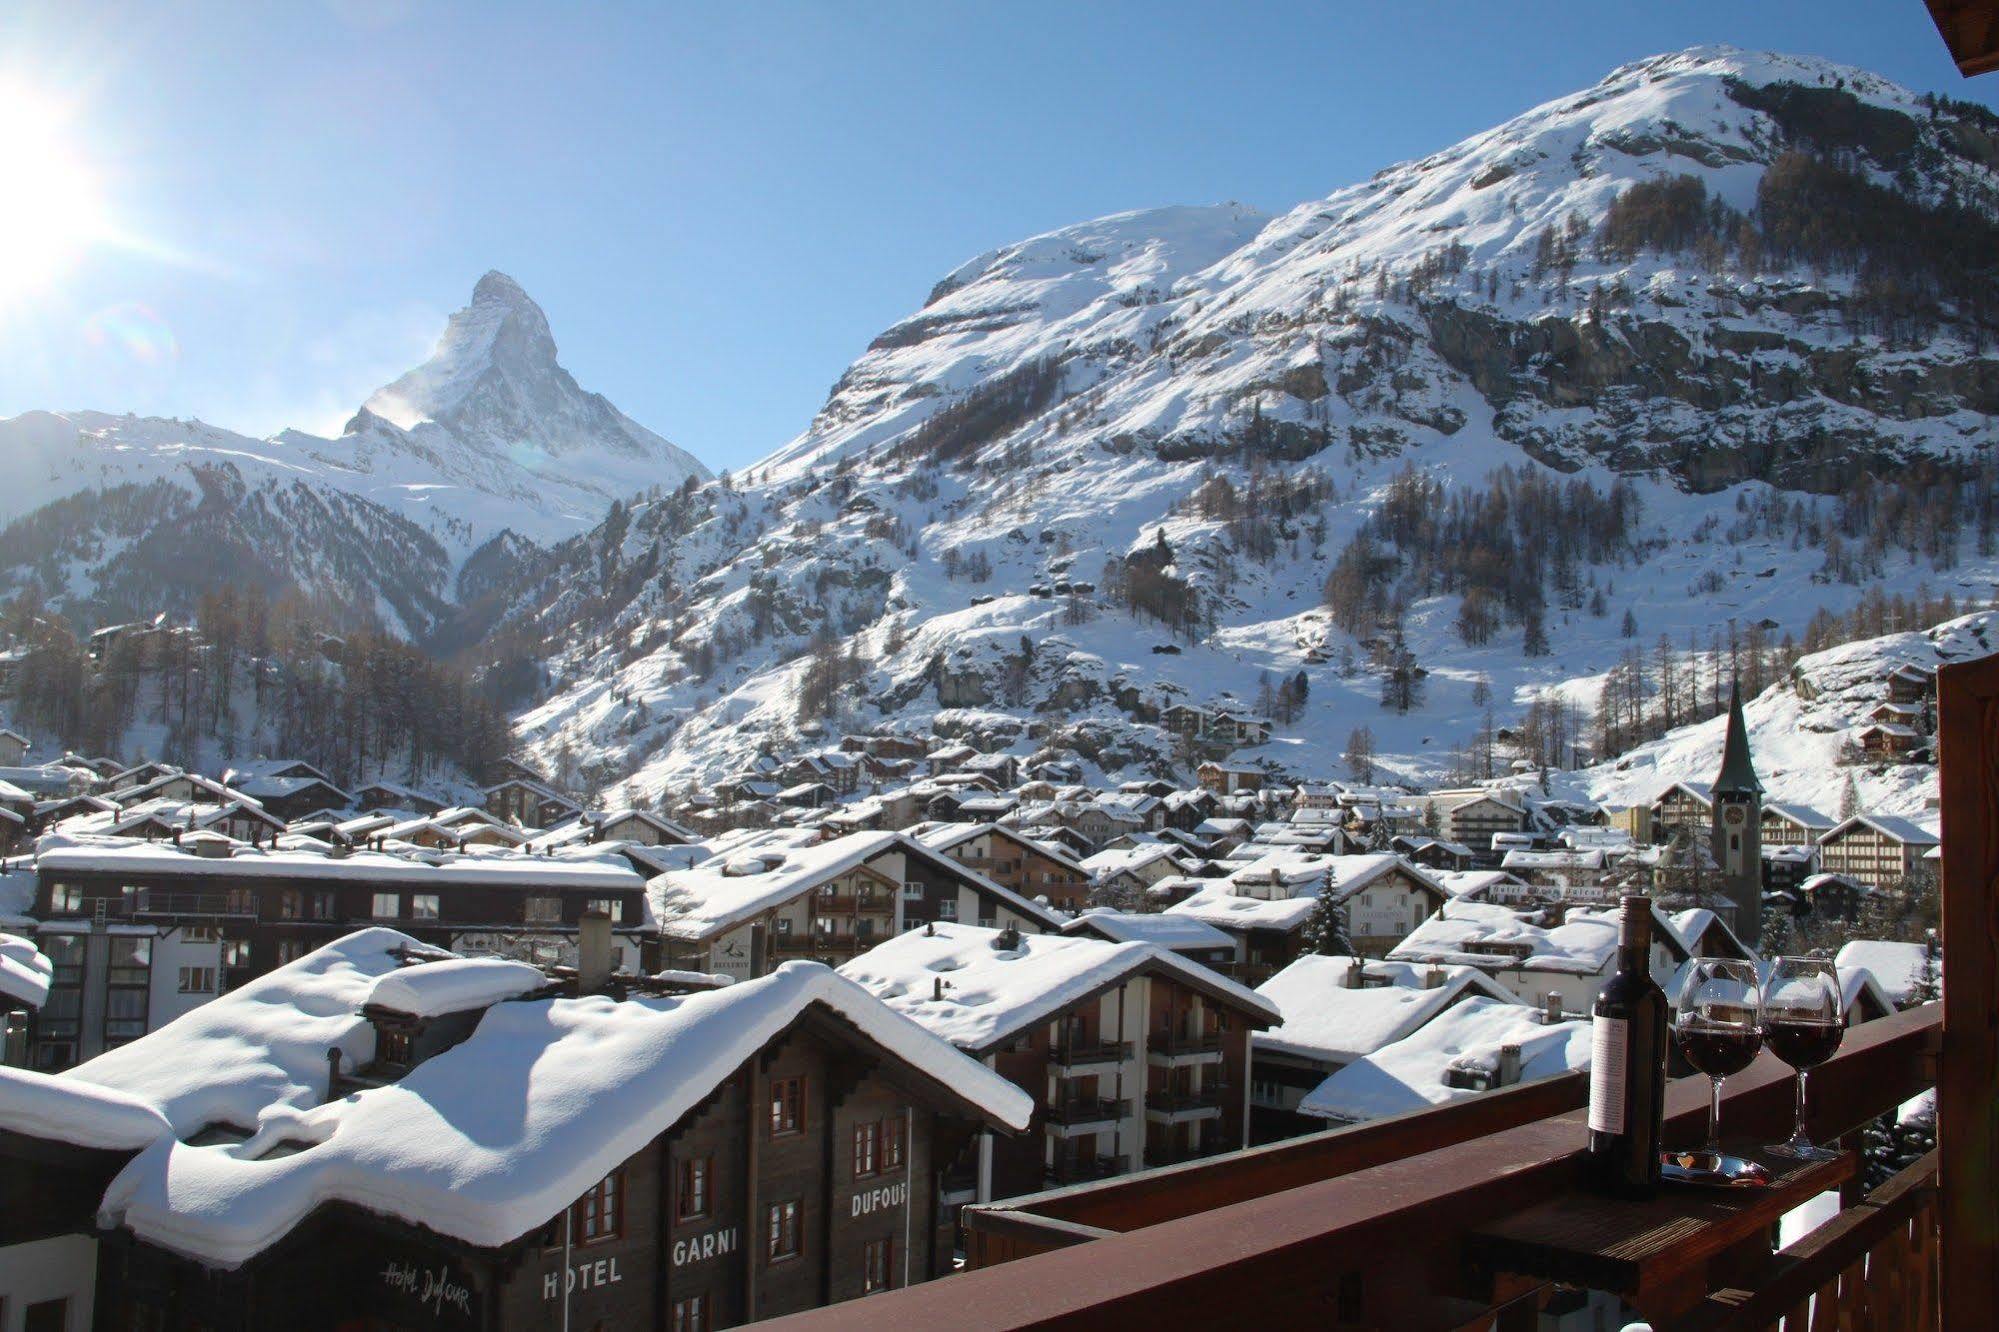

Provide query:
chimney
left=932, top=977, right=945, bottom=1001
left=325, top=1047, right=344, bottom=1101
left=1343, top=958, right=1363, bottom=989
left=1424, top=965, right=1446, bottom=989
left=1543, top=991, right=1564, bottom=1024
left=578, top=909, right=614, bottom=995
left=1496, top=1043, right=1522, bottom=1088
left=3, top=1009, right=28, bottom=1068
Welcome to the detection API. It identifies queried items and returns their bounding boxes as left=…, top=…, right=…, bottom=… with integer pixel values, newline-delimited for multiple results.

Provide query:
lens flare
left=0, top=80, right=108, bottom=299
left=84, top=302, right=178, bottom=365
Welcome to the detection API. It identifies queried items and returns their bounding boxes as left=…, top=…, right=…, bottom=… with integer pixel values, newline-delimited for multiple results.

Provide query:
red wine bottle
left=1587, top=894, right=1667, bottom=1199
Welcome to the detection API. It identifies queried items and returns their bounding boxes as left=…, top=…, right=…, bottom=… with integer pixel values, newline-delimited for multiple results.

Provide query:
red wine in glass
left=1762, top=958, right=1845, bottom=1162
left=1678, top=1025, right=1762, bottom=1078
left=1763, top=1019, right=1842, bottom=1071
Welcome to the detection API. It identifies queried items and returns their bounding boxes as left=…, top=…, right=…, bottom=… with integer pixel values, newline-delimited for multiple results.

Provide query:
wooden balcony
left=125, top=890, right=257, bottom=919
left=1051, top=1040, right=1130, bottom=1070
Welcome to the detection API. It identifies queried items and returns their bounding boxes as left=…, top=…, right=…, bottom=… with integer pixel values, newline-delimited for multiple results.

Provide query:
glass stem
left=1707, top=1075, right=1723, bottom=1154
left=1793, top=1068, right=1810, bottom=1147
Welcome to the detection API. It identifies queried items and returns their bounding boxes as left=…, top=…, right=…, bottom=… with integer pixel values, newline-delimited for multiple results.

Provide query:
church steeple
left=1709, top=678, right=1764, bottom=947
left=1713, top=680, right=1763, bottom=798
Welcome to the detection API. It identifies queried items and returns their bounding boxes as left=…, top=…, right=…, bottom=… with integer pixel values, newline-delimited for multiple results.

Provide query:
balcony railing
left=764, top=1002, right=1939, bottom=1328
left=1149, top=1031, right=1223, bottom=1056
left=128, top=891, right=256, bottom=918
left=811, top=895, right=894, bottom=914
left=1052, top=1040, right=1131, bottom=1068
left=1044, top=1097, right=1127, bottom=1127
left=1145, top=1087, right=1229, bottom=1115
left=1047, top=1155, right=1124, bottom=1186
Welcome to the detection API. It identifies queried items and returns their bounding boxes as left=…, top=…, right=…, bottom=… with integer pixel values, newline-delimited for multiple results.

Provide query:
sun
left=0, top=82, right=108, bottom=299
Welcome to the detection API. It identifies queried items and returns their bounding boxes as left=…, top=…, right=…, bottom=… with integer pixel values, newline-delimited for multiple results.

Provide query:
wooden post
left=1936, top=653, right=1999, bottom=1319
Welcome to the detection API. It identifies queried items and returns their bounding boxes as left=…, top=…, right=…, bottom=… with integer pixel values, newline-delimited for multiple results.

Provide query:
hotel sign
left=378, top=1258, right=475, bottom=1323
left=541, top=1256, right=625, bottom=1300
left=849, top=1180, right=909, bottom=1217
left=672, top=1225, right=739, bottom=1267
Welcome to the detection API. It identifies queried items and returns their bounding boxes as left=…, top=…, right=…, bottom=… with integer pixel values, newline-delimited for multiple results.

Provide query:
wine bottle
left=1586, top=894, right=1667, bottom=1199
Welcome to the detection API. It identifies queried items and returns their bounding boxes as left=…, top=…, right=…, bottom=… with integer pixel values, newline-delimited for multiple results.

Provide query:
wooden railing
left=1678, top=1150, right=1938, bottom=1330
left=763, top=1003, right=1938, bottom=1329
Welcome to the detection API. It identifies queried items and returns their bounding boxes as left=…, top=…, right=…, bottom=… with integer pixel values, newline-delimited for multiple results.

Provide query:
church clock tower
left=1710, top=680, right=1764, bottom=948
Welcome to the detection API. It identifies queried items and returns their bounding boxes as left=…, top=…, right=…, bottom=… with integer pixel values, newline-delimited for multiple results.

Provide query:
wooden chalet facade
left=1815, top=814, right=1940, bottom=888
left=921, top=824, right=1091, bottom=914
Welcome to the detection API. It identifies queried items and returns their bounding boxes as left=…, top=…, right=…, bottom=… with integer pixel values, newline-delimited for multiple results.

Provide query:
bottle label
left=1588, top=1015, right=1627, bottom=1135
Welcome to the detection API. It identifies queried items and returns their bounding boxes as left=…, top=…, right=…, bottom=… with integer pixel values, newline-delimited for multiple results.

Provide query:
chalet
left=1295, top=996, right=1590, bottom=1126
left=1067, top=801, right=1149, bottom=849
left=925, top=743, right=979, bottom=777
left=28, top=840, right=649, bottom=1068
left=1856, top=722, right=1922, bottom=759
left=1649, top=780, right=1714, bottom=843
left=1196, top=762, right=1265, bottom=796
left=962, top=753, right=1022, bottom=788
left=1815, top=814, right=1940, bottom=889
left=713, top=776, right=783, bottom=806
left=648, top=831, right=1062, bottom=980
left=1248, top=956, right=1522, bottom=1141
left=1209, top=712, right=1272, bottom=746
left=546, top=808, right=696, bottom=848
left=1162, top=703, right=1212, bottom=737
left=1059, top=910, right=1237, bottom=971
left=916, top=823, right=1091, bottom=914
left=1081, top=845, right=1184, bottom=902
left=839, top=923, right=1279, bottom=1198
left=1166, top=854, right=1448, bottom=982
left=483, top=778, right=583, bottom=830
left=102, top=760, right=181, bottom=794
left=222, top=772, right=355, bottom=822
left=1431, top=789, right=1528, bottom=857
left=1498, top=848, right=1606, bottom=893
left=0, top=931, right=1031, bottom=1330
left=1796, top=872, right=1869, bottom=921
left=1389, top=900, right=1689, bottom=1011
left=1832, top=938, right=1939, bottom=1010
left=1885, top=663, right=1935, bottom=704
left=1762, top=801, right=1835, bottom=849
left=353, top=780, right=448, bottom=816
left=1393, top=835, right=1475, bottom=873
left=1292, top=783, right=1344, bottom=812
left=781, top=751, right=863, bottom=796
left=110, top=772, right=249, bottom=809
left=0, top=727, right=27, bottom=766
left=777, top=781, right=839, bottom=810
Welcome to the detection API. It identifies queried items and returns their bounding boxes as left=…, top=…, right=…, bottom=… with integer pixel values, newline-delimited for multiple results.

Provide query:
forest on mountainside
left=1, top=587, right=513, bottom=787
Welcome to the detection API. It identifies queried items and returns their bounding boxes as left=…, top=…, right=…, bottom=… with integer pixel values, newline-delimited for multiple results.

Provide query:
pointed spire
left=1712, top=679, right=1763, bottom=797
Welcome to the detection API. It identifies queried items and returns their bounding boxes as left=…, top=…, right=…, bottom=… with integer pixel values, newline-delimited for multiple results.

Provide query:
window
left=770, top=1076, right=804, bottom=1137
left=226, top=888, right=256, bottom=916
left=574, top=1168, right=624, bottom=1245
left=863, top=1237, right=894, bottom=1294
left=182, top=925, right=218, bottom=943
left=50, top=883, right=81, bottom=913
left=937, top=900, right=958, bottom=921
left=882, top=1115, right=905, bottom=1171
left=852, top=1121, right=879, bottom=1177
left=280, top=890, right=302, bottom=920
left=766, top=1199, right=801, bottom=1261
left=677, top=1154, right=712, bottom=1222
left=107, top=937, right=150, bottom=985
left=977, top=916, right=996, bottom=929
left=586, top=897, right=623, bottom=922
left=371, top=892, right=401, bottom=919
left=105, top=988, right=147, bottom=1042
left=411, top=893, right=440, bottom=921
left=377, top=1028, right=413, bottom=1065
left=177, top=967, right=216, bottom=994
left=774, top=917, right=792, bottom=936
left=901, top=882, right=923, bottom=900
left=671, top=1294, right=711, bottom=1332
left=276, top=939, right=309, bottom=965
left=309, top=891, right=337, bottom=920
left=525, top=896, right=563, bottom=923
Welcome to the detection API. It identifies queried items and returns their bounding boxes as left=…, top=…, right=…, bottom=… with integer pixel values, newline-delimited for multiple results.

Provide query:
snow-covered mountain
left=505, top=47, right=1999, bottom=799
left=0, top=272, right=707, bottom=634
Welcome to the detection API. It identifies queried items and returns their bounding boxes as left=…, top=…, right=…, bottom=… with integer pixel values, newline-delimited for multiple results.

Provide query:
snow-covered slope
left=1572, top=611, right=1995, bottom=820
left=509, top=47, right=1999, bottom=798
left=0, top=273, right=707, bottom=633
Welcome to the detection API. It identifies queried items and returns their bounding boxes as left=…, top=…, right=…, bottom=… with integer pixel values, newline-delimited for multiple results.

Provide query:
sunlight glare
left=0, top=82, right=108, bottom=299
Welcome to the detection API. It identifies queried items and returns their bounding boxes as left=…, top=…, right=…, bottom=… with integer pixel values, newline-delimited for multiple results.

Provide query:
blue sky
left=1, top=1, right=1991, bottom=472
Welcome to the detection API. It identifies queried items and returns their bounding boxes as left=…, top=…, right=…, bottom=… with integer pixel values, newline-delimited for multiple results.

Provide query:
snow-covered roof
left=0, top=931, right=52, bottom=1009
left=1296, top=997, right=1590, bottom=1123
left=1435, top=870, right=1524, bottom=900
left=34, top=835, right=644, bottom=892
left=648, top=829, right=1060, bottom=942
left=0, top=929, right=1024, bottom=1264
left=1833, top=940, right=1935, bottom=1007
left=1253, top=956, right=1521, bottom=1064
left=1389, top=902, right=1626, bottom=975
left=1501, top=848, right=1606, bottom=871
left=1060, top=909, right=1233, bottom=951
left=913, top=821, right=1089, bottom=875
left=837, top=921, right=1277, bottom=1053
left=364, top=957, right=549, bottom=1018
left=1765, top=802, right=1835, bottom=831
left=1822, top=814, right=1939, bottom=847
left=1165, top=887, right=1318, bottom=933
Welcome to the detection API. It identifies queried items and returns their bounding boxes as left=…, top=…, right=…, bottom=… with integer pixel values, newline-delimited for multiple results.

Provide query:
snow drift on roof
left=0, top=930, right=53, bottom=1009
left=365, top=957, right=548, bottom=1018
left=1253, top=956, right=1519, bottom=1064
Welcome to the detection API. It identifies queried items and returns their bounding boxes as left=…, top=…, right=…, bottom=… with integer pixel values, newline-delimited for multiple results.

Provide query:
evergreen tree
left=1302, top=891, right=1354, bottom=957
left=1838, top=772, right=1861, bottom=820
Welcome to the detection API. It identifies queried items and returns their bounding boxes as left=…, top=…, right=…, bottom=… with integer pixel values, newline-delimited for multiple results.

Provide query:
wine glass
left=1674, top=958, right=1763, bottom=1171
left=1761, top=958, right=1844, bottom=1162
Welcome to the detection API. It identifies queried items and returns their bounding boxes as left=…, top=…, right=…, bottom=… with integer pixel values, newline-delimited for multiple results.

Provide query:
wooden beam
left=1937, top=652, right=1999, bottom=1318
left=1925, top=0, right=1999, bottom=78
